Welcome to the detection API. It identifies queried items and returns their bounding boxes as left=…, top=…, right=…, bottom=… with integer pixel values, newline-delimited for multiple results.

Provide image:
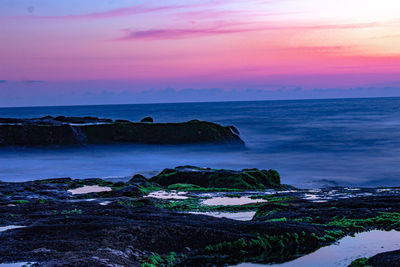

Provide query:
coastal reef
left=0, top=116, right=244, bottom=146
left=1, top=167, right=400, bottom=266
left=149, top=166, right=284, bottom=190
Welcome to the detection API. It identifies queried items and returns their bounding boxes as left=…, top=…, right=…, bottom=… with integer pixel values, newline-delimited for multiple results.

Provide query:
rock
left=128, top=174, right=151, bottom=187
left=107, top=185, right=141, bottom=197
left=229, top=125, right=240, bottom=135
left=1, top=177, right=400, bottom=266
left=0, top=117, right=244, bottom=146
left=140, top=116, right=154, bottom=123
left=364, top=249, right=400, bottom=267
left=149, top=166, right=282, bottom=190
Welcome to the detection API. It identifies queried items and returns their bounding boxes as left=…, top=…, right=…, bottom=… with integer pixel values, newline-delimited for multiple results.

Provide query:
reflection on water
left=145, top=190, right=189, bottom=200
left=0, top=263, right=35, bottom=267
left=187, top=211, right=256, bottom=221
left=0, top=225, right=25, bottom=233
left=235, top=230, right=400, bottom=267
left=67, top=185, right=111, bottom=195
left=202, top=197, right=267, bottom=206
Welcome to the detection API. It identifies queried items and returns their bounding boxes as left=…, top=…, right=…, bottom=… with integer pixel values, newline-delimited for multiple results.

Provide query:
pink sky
left=0, top=0, right=400, bottom=105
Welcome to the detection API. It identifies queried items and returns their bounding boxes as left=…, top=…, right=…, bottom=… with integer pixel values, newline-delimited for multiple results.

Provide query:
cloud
left=118, top=21, right=382, bottom=40
left=26, top=2, right=226, bottom=20
left=119, top=25, right=254, bottom=40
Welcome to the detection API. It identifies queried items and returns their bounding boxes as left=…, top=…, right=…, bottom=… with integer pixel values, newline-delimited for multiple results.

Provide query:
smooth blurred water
left=1, top=97, right=400, bottom=188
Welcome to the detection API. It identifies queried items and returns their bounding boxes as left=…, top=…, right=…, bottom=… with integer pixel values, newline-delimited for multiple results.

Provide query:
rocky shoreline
left=0, top=116, right=244, bottom=146
left=1, top=167, right=400, bottom=266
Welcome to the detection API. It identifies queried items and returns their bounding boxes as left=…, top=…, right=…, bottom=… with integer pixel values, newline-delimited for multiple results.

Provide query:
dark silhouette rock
left=0, top=116, right=244, bottom=146
left=128, top=174, right=151, bottom=187
left=140, top=116, right=154, bottom=123
left=366, top=249, right=400, bottom=267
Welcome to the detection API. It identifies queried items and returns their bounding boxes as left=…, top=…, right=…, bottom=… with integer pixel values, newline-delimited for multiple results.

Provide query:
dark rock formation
left=128, top=174, right=151, bottom=187
left=365, top=250, right=400, bottom=267
left=140, top=116, right=154, bottom=123
left=149, top=166, right=283, bottom=189
left=1, top=177, right=400, bottom=266
left=0, top=117, right=244, bottom=146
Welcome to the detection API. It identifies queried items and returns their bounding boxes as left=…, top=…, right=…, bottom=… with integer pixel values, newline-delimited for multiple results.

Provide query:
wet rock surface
left=366, top=249, right=400, bottom=267
left=1, top=173, right=400, bottom=266
left=149, top=166, right=285, bottom=190
left=0, top=116, right=244, bottom=146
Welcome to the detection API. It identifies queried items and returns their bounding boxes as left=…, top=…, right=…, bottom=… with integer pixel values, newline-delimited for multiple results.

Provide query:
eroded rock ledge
left=1, top=167, right=400, bottom=266
left=0, top=116, right=244, bottom=146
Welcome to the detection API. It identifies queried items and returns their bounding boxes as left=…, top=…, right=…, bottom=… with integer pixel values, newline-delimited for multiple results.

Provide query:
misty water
left=1, top=97, right=400, bottom=188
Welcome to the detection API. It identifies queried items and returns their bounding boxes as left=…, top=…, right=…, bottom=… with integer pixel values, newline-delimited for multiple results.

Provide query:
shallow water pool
left=187, top=211, right=256, bottom=221
left=235, top=230, right=400, bottom=267
left=202, top=197, right=267, bottom=206
left=145, top=190, right=189, bottom=200
left=0, top=225, right=25, bottom=233
left=67, top=185, right=111, bottom=195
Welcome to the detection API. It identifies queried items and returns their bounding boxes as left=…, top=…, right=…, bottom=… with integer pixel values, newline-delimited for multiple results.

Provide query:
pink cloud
left=118, top=21, right=383, bottom=41
left=26, top=3, right=218, bottom=20
left=119, top=26, right=254, bottom=40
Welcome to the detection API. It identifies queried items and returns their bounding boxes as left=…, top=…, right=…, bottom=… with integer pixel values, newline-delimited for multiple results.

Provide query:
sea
left=1, top=97, right=400, bottom=188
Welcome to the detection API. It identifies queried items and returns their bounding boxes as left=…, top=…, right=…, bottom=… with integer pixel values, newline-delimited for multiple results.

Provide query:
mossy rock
left=150, top=166, right=282, bottom=190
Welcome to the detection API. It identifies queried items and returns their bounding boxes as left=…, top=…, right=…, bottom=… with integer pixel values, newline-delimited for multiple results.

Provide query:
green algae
left=150, top=166, right=283, bottom=190
left=167, top=183, right=242, bottom=192
left=326, top=212, right=400, bottom=231
left=349, top=257, right=371, bottom=267
left=61, top=209, right=82, bottom=215
left=154, top=198, right=265, bottom=212
left=202, top=229, right=346, bottom=264
left=117, top=199, right=146, bottom=207
left=13, top=200, right=29, bottom=204
left=140, top=251, right=181, bottom=267
left=139, top=184, right=164, bottom=195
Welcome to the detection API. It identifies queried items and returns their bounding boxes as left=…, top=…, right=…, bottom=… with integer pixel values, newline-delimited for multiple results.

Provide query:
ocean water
left=1, top=97, right=400, bottom=188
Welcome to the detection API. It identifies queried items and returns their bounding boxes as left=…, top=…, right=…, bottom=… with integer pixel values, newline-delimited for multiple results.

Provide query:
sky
left=0, top=0, right=400, bottom=106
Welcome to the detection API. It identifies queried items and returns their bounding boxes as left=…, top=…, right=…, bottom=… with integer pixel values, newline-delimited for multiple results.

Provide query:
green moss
left=139, top=184, right=164, bottom=195
left=154, top=198, right=265, bottom=212
left=61, top=209, right=82, bottom=215
left=203, top=230, right=346, bottom=262
left=150, top=166, right=283, bottom=190
left=349, top=257, right=371, bottom=267
left=38, top=199, right=47, bottom=204
left=226, top=194, right=242, bottom=198
left=252, top=209, right=279, bottom=219
left=117, top=199, right=146, bottom=207
left=141, top=252, right=180, bottom=267
left=204, top=232, right=305, bottom=256
left=13, top=200, right=29, bottom=204
left=167, top=183, right=241, bottom=192
left=327, top=212, right=400, bottom=231
left=293, top=217, right=314, bottom=223
left=266, top=217, right=287, bottom=222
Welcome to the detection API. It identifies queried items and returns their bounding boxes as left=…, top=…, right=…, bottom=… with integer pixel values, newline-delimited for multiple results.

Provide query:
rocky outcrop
left=365, top=250, right=400, bottom=267
left=149, top=166, right=283, bottom=190
left=140, top=116, right=154, bottom=123
left=1, top=176, right=400, bottom=266
left=0, top=116, right=244, bottom=146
